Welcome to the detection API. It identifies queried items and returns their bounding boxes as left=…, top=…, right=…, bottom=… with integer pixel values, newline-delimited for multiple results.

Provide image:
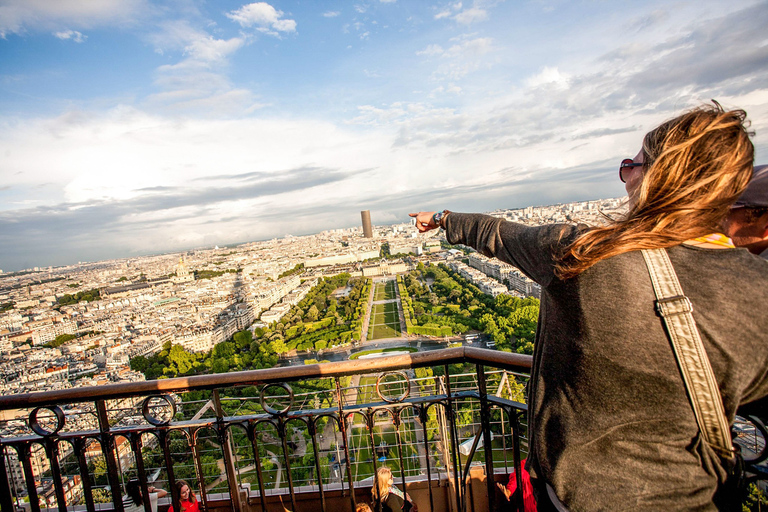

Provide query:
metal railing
left=0, top=347, right=533, bottom=512
left=3, top=346, right=766, bottom=512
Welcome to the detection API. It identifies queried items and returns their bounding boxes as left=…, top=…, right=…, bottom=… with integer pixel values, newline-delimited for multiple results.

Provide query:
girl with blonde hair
left=372, top=466, right=414, bottom=512
left=411, top=103, right=768, bottom=510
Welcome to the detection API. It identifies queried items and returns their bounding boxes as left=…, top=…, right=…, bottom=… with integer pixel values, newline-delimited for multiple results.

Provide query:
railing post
left=308, top=418, right=327, bottom=512
left=476, top=364, right=496, bottom=512
left=18, top=443, right=41, bottom=512
left=366, top=409, right=379, bottom=480
left=443, top=365, right=463, bottom=512
left=189, top=428, right=211, bottom=512
left=510, top=408, right=525, bottom=512
left=95, top=400, right=124, bottom=512
left=277, top=416, right=298, bottom=511
left=212, top=390, right=241, bottom=511
left=247, top=421, right=269, bottom=512
left=128, top=434, right=153, bottom=512
left=393, top=409, right=407, bottom=499
left=416, top=404, right=435, bottom=512
left=73, top=438, right=96, bottom=512
left=335, top=377, right=357, bottom=511
left=158, top=430, right=180, bottom=512
left=42, top=438, right=68, bottom=512
left=0, top=444, right=16, bottom=512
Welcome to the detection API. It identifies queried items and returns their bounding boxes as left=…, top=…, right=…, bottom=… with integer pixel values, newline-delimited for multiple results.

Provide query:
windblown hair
left=371, top=466, right=392, bottom=501
left=125, top=480, right=143, bottom=506
left=555, top=103, right=754, bottom=279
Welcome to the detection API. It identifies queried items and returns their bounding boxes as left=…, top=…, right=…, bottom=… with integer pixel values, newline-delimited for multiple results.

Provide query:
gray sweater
left=444, top=212, right=768, bottom=511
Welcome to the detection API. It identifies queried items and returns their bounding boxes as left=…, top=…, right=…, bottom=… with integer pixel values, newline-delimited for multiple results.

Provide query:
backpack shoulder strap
left=641, top=248, right=733, bottom=458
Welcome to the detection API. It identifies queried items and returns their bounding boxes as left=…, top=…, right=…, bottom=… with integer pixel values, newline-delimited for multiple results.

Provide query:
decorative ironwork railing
left=2, top=346, right=766, bottom=512
left=0, top=347, right=533, bottom=512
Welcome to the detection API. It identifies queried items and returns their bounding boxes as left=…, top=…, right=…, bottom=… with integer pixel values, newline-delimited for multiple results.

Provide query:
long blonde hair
left=371, top=466, right=392, bottom=501
left=555, top=103, right=753, bottom=279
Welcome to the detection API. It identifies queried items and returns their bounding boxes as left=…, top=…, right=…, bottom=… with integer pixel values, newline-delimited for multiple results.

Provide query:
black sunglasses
left=619, top=158, right=644, bottom=183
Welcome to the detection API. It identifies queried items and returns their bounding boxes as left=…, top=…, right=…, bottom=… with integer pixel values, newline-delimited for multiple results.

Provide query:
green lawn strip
left=372, top=324, right=399, bottom=338
left=368, top=302, right=401, bottom=339
left=349, top=347, right=417, bottom=361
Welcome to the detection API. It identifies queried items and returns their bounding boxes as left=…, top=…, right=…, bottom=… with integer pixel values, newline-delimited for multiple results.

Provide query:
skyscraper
left=361, top=210, right=373, bottom=238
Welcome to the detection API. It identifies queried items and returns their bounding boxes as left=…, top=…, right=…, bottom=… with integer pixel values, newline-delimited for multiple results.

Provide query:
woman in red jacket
left=168, top=480, right=199, bottom=512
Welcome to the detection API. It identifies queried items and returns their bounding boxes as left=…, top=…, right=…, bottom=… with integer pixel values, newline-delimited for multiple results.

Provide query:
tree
left=213, top=341, right=235, bottom=359
left=212, top=358, right=230, bottom=373
left=130, top=355, right=149, bottom=373
left=233, top=329, right=253, bottom=349
left=167, top=344, right=196, bottom=375
left=45, top=333, right=76, bottom=348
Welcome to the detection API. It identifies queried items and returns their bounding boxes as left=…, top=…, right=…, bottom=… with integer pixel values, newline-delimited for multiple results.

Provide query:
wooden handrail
left=0, top=347, right=532, bottom=410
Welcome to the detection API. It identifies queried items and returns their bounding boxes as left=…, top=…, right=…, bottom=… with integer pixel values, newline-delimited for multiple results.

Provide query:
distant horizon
left=0, top=194, right=625, bottom=273
left=2, top=1, right=766, bottom=272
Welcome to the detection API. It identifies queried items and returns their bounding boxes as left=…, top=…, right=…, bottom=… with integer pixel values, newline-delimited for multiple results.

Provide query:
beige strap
left=641, top=248, right=733, bottom=459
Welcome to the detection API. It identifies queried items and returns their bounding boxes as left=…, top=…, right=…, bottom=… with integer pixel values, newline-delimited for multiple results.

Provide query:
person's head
left=558, top=102, right=754, bottom=278
left=372, top=466, right=393, bottom=500
left=125, top=479, right=143, bottom=506
left=626, top=102, right=753, bottom=215
left=176, top=480, right=196, bottom=503
left=724, top=165, right=768, bottom=255
left=356, top=503, right=374, bottom=512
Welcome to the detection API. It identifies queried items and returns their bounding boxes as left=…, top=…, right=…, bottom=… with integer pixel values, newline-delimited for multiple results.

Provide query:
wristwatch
left=432, top=210, right=450, bottom=229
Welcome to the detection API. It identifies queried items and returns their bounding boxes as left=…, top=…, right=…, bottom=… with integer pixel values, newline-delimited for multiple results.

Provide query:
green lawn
left=373, top=281, right=397, bottom=301
left=368, top=301, right=401, bottom=340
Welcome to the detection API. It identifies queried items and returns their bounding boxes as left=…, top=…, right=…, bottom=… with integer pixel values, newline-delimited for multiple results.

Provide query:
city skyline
left=1, top=0, right=767, bottom=271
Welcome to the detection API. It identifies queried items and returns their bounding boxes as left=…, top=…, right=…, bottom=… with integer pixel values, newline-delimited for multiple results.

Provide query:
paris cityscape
left=0, top=198, right=622, bottom=507
left=0, top=198, right=623, bottom=397
left=1, top=0, right=766, bottom=509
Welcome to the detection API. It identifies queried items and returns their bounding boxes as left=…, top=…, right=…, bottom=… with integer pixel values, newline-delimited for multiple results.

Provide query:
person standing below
left=167, top=480, right=199, bottom=512
left=122, top=480, right=167, bottom=512
left=371, top=466, right=413, bottom=512
left=411, top=103, right=768, bottom=510
left=724, top=164, right=768, bottom=258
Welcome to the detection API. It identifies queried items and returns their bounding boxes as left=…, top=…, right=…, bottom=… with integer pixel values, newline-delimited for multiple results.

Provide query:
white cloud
left=226, top=2, right=296, bottom=33
left=444, top=36, right=493, bottom=58
left=454, top=7, right=488, bottom=24
left=0, top=0, right=147, bottom=37
left=417, top=44, right=444, bottom=56
left=146, top=21, right=250, bottom=114
left=422, top=37, right=495, bottom=80
left=525, top=67, right=570, bottom=89
left=323, top=11, right=341, bottom=18
left=185, top=34, right=244, bottom=63
left=433, top=2, right=487, bottom=24
left=53, top=29, right=86, bottom=43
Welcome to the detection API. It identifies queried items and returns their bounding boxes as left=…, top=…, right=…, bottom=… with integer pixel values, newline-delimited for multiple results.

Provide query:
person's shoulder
left=673, top=244, right=768, bottom=268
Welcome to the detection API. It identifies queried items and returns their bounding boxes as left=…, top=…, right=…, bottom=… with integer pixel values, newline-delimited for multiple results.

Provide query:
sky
left=1, top=0, right=767, bottom=271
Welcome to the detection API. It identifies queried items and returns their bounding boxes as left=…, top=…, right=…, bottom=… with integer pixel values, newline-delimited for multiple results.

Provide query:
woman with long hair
left=122, top=480, right=167, bottom=512
left=372, top=466, right=413, bottom=512
left=167, top=480, right=199, bottom=512
left=411, top=103, right=768, bottom=510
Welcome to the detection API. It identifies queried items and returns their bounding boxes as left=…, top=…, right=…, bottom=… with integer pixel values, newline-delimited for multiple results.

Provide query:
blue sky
left=1, top=0, right=767, bottom=271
